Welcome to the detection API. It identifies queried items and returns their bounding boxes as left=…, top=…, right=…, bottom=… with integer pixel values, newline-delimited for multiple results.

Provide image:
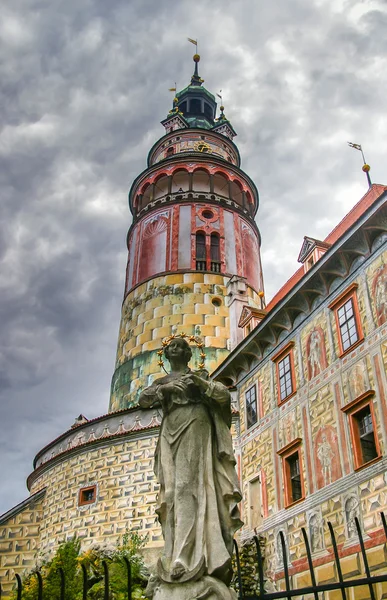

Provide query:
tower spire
left=191, top=53, right=203, bottom=86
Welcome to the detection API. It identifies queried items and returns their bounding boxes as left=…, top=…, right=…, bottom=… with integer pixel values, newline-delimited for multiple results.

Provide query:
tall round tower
left=110, top=55, right=264, bottom=411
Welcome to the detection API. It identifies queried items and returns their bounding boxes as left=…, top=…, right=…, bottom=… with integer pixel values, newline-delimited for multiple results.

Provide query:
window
left=278, top=439, right=305, bottom=507
left=78, top=485, right=97, bottom=506
left=210, top=233, right=221, bottom=272
left=245, top=385, right=257, bottom=429
left=272, top=342, right=296, bottom=404
left=165, top=146, right=174, bottom=158
left=342, top=391, right=381, bottom=470
left=195, top=232, right=206, bottom=271
left=329, top=283, right=363, bottom=356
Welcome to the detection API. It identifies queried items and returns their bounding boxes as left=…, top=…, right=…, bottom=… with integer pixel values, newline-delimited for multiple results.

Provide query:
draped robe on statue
left=139, top=368, right=242, bottom=585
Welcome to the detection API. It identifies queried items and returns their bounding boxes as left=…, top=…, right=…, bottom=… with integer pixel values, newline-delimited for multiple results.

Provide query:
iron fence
left=0, top=557, right=132, bottom=600
left=233, top=511, right=387, bottom=599
left=2, top=512, right=387, bottom=599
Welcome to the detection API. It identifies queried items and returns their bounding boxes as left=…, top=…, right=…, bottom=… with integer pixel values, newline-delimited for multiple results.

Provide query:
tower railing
left=136, top=191, right=255, bottom=221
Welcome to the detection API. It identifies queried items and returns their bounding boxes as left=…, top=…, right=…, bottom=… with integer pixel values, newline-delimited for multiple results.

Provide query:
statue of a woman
left=139, top=337, right=242, bottom=586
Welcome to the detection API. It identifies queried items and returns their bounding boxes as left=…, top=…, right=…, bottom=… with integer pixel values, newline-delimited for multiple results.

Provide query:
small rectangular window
left=278, top=439, right=305, bottom=508
left=342, top=391, right=381, bottom=470
left=337, top=298, right=359, bottom=351
left=329, top=283, right=363, bottom=356
left=272, top=342, right=296, bottom=405
left=278, top=354, right=293, bottom=401
left=78, top=485, right=97, bottom=506
left=286, top=453, right=302, bottom=502
left=246, top=385, right=257, bottom=429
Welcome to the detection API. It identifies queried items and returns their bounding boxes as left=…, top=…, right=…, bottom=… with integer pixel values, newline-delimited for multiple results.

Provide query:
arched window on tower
left=165, top=146, right=174, bottom=159
left=210, top=233, right=221, bottom=272
left=196, top=232, right=206, bottom=271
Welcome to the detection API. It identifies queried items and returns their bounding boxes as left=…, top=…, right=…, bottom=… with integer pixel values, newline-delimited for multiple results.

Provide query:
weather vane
left=348, top=142, right=372, bottom=188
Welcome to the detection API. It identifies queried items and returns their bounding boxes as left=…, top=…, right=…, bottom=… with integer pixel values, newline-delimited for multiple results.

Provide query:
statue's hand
left=181, top=373, right=208, bottom=393
left=160, top=380, right=188, bottom=397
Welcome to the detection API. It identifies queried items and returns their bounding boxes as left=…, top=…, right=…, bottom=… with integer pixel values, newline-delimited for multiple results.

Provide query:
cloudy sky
left=1, top=0, right=386, bottom=514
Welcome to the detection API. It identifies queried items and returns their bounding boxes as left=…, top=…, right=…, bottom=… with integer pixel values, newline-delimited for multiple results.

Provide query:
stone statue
left=139, top=337, right=242, bottom=599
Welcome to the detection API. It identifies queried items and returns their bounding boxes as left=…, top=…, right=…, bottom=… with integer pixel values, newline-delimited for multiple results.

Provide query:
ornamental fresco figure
left=314, top=426, right=342, bottom=489
left=372, top=264, right=387, bottom=326
left=139, top=337, right=242, bottom=598
left=309, top=514, right=324, bottom=553
left=306, top=328, right=327, bottom=379
left=317, top=434, right=334, bottom=486
left=345, top=496, right=360, bottom=539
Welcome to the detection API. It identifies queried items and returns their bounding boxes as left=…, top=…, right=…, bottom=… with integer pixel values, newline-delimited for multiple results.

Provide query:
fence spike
left=355, top=516, right=376, bottom=600
left=35, top=571, right=43, bottom=600
left=123, top=556, right=132, bottom=600
left=327, top=521, right=347, bottom=600
left=58, top=566, right=65, bottom=600
left=253, top=535, right=265, bottom=600
left=103, top=560, right=109, bottom=600
left=300, top=527, right=318, bottom=600
left=81, top=563, right=88, bottom=600
left=233, top=539, right=244, bottom=600
left=15, top=574, right=22, bottom=600
left=279, top=531, right=292, bottom=600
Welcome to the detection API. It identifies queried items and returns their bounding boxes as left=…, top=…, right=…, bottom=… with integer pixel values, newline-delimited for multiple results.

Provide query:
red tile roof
left=266, top=184, right=387, bottom=311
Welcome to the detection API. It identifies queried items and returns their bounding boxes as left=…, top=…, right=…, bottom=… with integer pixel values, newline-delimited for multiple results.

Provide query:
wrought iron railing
left=1, top=557, right=132, bottom=600
left=2, top=513, right=387, bottom=599
left=233, top=511, right=387, bottom=600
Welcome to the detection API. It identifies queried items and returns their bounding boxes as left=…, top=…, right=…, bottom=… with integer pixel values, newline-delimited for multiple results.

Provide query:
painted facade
left=1, top=55, right=387, bottom=599
left=214, top=183, right=387, bottom=597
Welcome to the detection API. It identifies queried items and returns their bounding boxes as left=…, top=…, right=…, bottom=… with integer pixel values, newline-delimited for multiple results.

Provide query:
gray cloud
left=1, top=0, right=387, bottom=513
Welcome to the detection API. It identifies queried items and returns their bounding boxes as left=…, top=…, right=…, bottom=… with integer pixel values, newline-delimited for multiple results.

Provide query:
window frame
left=245, top=384, right=258, bottom=429
left=272, top=342, right=296, bottom=405
left=328, top=283, right=364, bottom=357
left=78, top=484, right=97, bottom=507
left=341, top=390, right=381, bottom=471
left=277, top=438, right=305, bottom=508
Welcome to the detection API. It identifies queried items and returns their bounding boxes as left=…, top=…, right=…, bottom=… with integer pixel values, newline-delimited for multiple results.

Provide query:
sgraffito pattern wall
left=236, top=246, right=387, bottom=594
left=29, top=434, right=162, bottom=553
left=111, top=272, right=259, bottom=411
left=0, top=492, right=45, bottom=597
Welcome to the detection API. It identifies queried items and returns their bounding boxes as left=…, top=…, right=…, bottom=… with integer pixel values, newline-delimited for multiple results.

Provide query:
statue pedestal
left=149, top=575, right=237, bottom=600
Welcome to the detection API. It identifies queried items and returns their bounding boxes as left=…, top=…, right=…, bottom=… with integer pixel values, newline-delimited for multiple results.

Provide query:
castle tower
left=110, top=55, right=264, bottom=411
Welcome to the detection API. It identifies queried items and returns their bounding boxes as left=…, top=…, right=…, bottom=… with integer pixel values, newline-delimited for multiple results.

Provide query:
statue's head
left=164, top=337, right=192, bottom=364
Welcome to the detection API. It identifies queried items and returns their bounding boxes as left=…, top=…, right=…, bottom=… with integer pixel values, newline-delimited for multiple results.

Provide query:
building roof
left=213, top=183, right=387, bottom=385
left=266, top=184, right=387, bottom=311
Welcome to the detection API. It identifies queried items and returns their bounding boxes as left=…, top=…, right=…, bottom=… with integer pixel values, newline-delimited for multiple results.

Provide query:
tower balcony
left=135, top=190, right=256, bottom=222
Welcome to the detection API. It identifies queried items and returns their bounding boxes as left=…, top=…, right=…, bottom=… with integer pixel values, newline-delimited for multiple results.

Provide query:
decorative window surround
left=277, top=438, right=305, bottom=508
left=329, top=283, right=364, bottom=357
left=341, top=390, right=382, bottom=471
left=272, top=342, right=296, bottom=405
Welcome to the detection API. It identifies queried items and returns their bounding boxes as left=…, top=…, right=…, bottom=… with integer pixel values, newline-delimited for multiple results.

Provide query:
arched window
left=165, top=147, right=174, bottom=158
left=196, top=232, right=206, bottom=271
left=210, top=233, right=221, bottom=272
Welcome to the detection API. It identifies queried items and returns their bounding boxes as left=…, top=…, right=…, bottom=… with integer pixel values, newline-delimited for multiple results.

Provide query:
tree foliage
left=12, top=531, right=149, bottom=599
